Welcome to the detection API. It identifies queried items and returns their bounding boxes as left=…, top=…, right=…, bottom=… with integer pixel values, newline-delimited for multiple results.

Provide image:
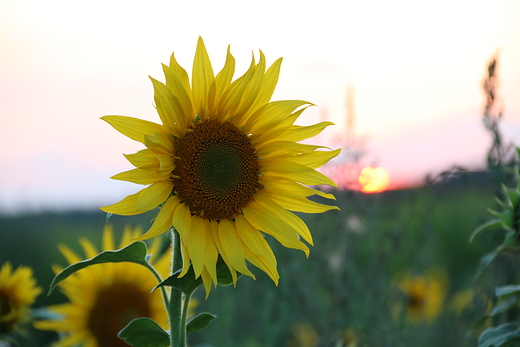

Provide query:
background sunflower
left=35, top=225, right=171, bottom=347
left=0, top=262, right=41, bottom=338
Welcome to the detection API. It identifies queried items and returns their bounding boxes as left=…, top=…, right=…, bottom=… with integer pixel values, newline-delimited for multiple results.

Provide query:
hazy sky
left=1, top=0, right=519, bottom=213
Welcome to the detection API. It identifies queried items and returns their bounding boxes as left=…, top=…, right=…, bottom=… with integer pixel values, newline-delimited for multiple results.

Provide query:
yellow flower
left=0, top=262, right=41, bottom=335
left=397, top=270, right=447, bottom=323
left=287, top=322, right=319, bottom=347
left=35, top=225, right=171, bottom=347
left=101, top=37, right=340, bottom=294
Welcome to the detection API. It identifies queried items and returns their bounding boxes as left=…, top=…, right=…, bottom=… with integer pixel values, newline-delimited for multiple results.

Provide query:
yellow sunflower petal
left=243, top=100, right=310, bottom=135
left=179, top=239, right=192, bottom=277
left=261, top=160, right=337, bottom=187
left=124, top=149, right=158, bottom=169
left=149, top=77, right=185, bottom=137
left=256, top=141, right=328, bottom=158
left=143, top=131, right=174, bottom=155
left=209, top=45, right=235, bottom=118
left=192, top=37, right=215, bottom=118
left=243, top=247, right=279, bottom=285
left=242, top=200, right=309, bottom=256
left=171, top=197, right=192, bottom=242
left=169, top=51, right=192, bottom=96
left=134, top=196, right=177, bottom=241
left=208, top=220, right=238, bottom=284
left=186, top=216, right=208, bottom=278
left=255, top=192, right=314, bottom=246
left=161, top=64, right=193, bottom=134
left=202, top=231, right=218, bottom=285
left=232, top=51, right=267, bottom=121
left=136, top=181, right=173, bottom=211
left=111, top=167, right=165, bottom=185
left=101, top=115, right=167, bottom=143
left=102, top=225, right=115, bottom=251
left=156, top=154, right=175, bottom=175
left=277, top=121, right=335, bottom=142
left=242, top=56, right=282, bottom=121
left=262, top=176, right=336, bottom=200
left=78, top=238, right=99, bottom=259
left=287, top=148, right=341, bottom=169
left=57, top=245, right=82, bottom=265
left=235, top=215, right=278, bottom=276
left=200, top=268, right=213, bottom=298
left=217, top=56, right=256, bottom=119
left=101, top=192, right=142, bottom=216
left=218, top=219, right=255, bottom=278
left=268, top=193, right=339, bottom=214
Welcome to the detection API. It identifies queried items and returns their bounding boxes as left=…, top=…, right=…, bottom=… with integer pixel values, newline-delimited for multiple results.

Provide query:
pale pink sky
left=1, top=0, right=519, bottom=213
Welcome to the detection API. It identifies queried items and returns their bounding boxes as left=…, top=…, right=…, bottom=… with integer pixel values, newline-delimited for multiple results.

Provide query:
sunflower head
left=101, top=37, right=340, bottom=295
left=0, top=262, right=41, bottom=336
left=397, top=270, right=447, bottom=323
left=35, top=225, right=171, bottom=347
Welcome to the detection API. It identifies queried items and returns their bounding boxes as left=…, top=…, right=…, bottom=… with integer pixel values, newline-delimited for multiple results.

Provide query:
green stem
left=146, top=263, right=169, bottom=308
left=169, top=229, right=185, bottom=347
left=180, top=291, right=192, bottom=343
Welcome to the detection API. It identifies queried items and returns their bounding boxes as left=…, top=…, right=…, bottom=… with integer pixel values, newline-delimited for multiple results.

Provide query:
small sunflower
left=101, top=37, right=340, bottom=293
left=0, top=262, right=41, bottom=336
left=35, top=225, right=171, bottom=347
left=397, top=271, right=447, bottom=323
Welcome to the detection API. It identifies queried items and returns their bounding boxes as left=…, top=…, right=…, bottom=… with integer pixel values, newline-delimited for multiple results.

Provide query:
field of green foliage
left=0, top=170, right=504, bottom=346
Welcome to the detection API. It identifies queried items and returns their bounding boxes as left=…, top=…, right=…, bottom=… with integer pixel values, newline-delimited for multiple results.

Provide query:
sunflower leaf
left=478, top=323, right=520, bottom=347
left=469, top=218, right=505, bottom=242
left=216, top=256, right=242, bottom=286
left=48, top=242, right=150, bottom=295
left=186, top=312, right=217, bottom=334
left=153, top=266, right=203, bottom=295
left=118, top=317, right=170, bottom=347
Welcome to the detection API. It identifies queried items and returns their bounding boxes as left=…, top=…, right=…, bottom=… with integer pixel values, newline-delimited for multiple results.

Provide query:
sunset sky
left=1, top=0, right=519, bottom=214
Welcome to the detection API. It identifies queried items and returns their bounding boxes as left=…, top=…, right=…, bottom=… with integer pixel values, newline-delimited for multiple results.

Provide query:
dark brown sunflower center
left=87, top=283, right=152, bottom=347
left=407, top=291, right=424, bottom=311
left=172, top=119, right=261, bottom=220
left=0, top=292, right=14, bottom=333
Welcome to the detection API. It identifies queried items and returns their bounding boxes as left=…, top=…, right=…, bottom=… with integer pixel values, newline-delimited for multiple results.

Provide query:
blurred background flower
left=35, top=225, right=172, bottom=347
left=395, top=269, right=448, bottom=323
left=0, top=262, right=41, bottom=339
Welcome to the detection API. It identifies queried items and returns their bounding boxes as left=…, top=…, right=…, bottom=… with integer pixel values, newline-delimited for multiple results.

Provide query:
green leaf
left=186, top=312, right=217, bottom=333
left=216, top=256, right=242, bottom=286
left=496, top=285, right=520, bottom=299
left=489, top=296, right=518, bottom=317
left=475, top=245, right=506, bottom=278
left=489, top=209, right=514, bottom=229
left=153, top=266, right=203, bottom=295
left=118, top=318, right=170, bottom=347
left=49, top=242, right=150, bottom=295
left=479, top=323, right=520, bottom=347
left=469, top=218, right=505, bottom=242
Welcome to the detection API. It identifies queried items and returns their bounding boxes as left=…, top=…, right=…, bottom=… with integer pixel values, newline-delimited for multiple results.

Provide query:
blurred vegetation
left=0, top=171, right=501, bottom=346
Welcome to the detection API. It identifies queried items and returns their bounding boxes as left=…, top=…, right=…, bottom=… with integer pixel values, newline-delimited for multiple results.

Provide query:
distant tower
left=345, top=85, right=356, bottom=143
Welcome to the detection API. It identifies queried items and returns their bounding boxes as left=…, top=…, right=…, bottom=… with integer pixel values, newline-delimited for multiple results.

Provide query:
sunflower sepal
left=118, top=317, right=170, bottom=347
left=153, top=267, right=203, bottom=296
left=186, top=312, right=217, bottom=333
left=48, top=241, right=154, bottom=295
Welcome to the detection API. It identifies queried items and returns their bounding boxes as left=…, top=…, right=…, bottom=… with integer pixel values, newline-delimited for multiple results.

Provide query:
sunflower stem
left=169, top=229, right=186, bottom=347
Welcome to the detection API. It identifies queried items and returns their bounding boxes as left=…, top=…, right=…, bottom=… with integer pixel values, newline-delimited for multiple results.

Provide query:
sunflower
left=101, top=37, right=340, bottom=294
left=397, top=270, right=447, bottom=323
left=35, top=225, right=171, bottom=347
left=0, top=262, right=41, bottom=336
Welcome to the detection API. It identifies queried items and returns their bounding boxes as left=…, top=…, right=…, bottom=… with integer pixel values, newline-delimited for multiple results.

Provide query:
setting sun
left=359, top=166, right=390, bottom=193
